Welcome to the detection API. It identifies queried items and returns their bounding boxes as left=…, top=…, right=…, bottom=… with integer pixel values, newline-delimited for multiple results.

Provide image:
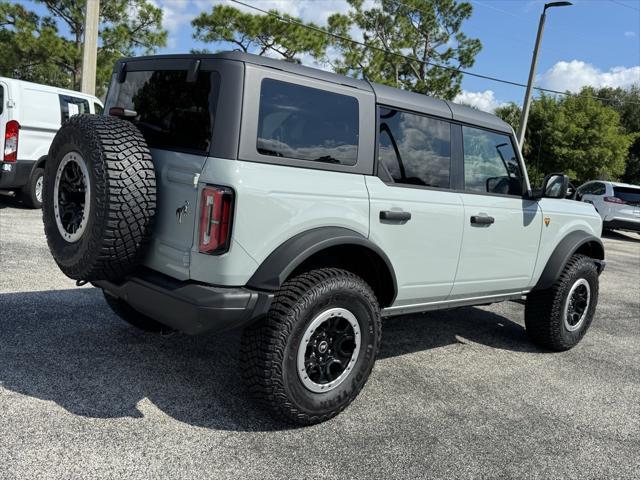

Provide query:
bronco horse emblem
left=176, top=201, right=190, bottom=224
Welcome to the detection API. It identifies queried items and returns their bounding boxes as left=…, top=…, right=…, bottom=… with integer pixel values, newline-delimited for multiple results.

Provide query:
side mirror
left=536, top=173, right=569, bottom=200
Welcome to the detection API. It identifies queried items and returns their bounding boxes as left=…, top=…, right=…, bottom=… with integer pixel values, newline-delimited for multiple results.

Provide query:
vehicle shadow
left=0, top=196, right=29, bottom=210
left=602, top=229, right=640, bottom=243
left=0, top=287, right=538, bottom=432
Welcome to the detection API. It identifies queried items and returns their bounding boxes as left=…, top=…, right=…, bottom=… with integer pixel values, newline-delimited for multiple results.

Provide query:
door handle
left=380, top=210, right=411, bottom=222
left=470, top=215, right=495, bottom=225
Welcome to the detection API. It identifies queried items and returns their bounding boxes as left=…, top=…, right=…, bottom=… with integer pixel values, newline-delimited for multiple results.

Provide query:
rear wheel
left=525, top=254, right=599, bottom=351
left=240, top=268, right=381, bottom=425
left=20, top=167, right=44, bottom=209
left=102, top=290, right=174, bottom=334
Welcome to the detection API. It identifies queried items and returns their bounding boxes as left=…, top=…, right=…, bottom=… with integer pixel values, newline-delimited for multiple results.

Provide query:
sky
left=16, top=0, right=640, bottom=111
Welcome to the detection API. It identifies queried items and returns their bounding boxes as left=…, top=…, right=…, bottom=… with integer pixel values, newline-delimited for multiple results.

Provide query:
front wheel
left=240, top=268, right=381, bottom=425
left=525, top=254, right=599, bottom=351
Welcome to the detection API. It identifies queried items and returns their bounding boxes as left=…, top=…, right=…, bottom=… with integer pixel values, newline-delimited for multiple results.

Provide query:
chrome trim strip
left=381, top=291, right=529, bottom=317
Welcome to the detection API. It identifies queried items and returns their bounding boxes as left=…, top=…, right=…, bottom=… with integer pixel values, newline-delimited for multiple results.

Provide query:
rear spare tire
left=43, top=114, right=156, bottom=281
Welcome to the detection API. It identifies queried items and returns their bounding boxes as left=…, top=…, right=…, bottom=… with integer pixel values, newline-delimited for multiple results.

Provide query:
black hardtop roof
left=116, top=51, right=512, bottom=134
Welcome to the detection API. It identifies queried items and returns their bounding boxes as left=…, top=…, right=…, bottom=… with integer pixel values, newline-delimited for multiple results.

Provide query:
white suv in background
left=0, top=77, right=103, bottom=208
left=576, top=181, right=640, bottom=233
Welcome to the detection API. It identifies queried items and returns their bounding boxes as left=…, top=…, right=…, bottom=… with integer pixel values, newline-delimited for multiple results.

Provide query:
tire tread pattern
left=43, top=115, right=156, bottom=281
left=240, top=268, right=381, bottom=425
left=525, top=254, right=598, bottom=351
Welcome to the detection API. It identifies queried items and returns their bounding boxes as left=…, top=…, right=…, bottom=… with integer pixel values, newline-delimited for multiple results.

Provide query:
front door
left=368, top=107, right=464, bottom=306
left=450, top=126, right=542, bottom=298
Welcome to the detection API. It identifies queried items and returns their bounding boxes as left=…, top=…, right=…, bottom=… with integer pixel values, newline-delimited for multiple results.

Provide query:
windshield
left=614, top=186, right=640, bottom=205
left=104, top=70, right=219, bottom=156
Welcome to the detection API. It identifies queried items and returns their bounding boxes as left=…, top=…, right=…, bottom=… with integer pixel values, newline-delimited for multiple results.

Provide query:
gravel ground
left=1, top=199, right=639, bottom=479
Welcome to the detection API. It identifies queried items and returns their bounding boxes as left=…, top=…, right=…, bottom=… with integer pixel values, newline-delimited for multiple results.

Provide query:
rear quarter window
left=59, top=95, right=90, bottom=123
left=105, top=70, right=218, bottom=155
left=257, top=79, right=359, bottom=166
left=614, top=186, right=640, bottom=205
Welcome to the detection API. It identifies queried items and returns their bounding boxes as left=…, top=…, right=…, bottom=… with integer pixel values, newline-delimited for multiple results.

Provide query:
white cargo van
left=0, top=78, right=103, bottom=208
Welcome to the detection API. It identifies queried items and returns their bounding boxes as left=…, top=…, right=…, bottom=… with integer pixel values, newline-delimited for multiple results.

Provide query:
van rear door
left=104, top=66, right=220, bottom=280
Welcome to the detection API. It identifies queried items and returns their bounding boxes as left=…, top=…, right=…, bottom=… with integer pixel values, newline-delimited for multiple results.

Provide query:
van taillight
left=604, top=196, right=626, bottom=204
left=198, top=186, right=234, bottom=255
left=3, top=120, right=19, bottom=162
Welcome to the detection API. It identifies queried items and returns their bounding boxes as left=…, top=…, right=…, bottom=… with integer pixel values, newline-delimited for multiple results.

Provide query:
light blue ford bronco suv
left=42, top=52, right=605, bottom=425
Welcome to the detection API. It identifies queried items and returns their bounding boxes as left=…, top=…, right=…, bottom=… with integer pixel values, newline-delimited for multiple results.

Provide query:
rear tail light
left=604, top=196, right=626, bottom=204
left=198, top=186, right=234, bottom=255
left=3, top=120, right=20, bottom=162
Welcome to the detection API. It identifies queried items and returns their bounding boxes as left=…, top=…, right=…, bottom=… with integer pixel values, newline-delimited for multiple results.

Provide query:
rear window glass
left=105, top=70, right=218, bottom=155
left=614, top=186, right=640, bottom=205
left=59, top=95, right=89, bottom=123
left=257, top=79, right=359, bottom=166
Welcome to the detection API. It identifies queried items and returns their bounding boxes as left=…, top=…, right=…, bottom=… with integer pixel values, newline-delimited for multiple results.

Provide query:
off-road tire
left=240, top=268, right=381, bottom=425
left=525, top=254, right=599, bottom=351
left=20, top=167, right=44, bottom=209
left=102, top=290, right=174, bottom=334
left=42, top=114, right=156, bottom=282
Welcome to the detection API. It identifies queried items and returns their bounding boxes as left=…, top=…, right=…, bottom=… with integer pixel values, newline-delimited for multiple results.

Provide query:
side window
left=94, top=102, right=104, bottom=115
left=257, top=79, right=359, bottom=166
left=463, top=126, right=523, bottom=196
left=0, top=85, right=4, bottom=115
left=59, top=95, right=90, bottom=123
left=378, top=107, right=451, bottom=188
left=592, top=183, right=606, bottom=195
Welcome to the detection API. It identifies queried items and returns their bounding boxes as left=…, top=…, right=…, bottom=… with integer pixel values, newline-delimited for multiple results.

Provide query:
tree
left=192, top=5, right=329, bottom=63
left=0, top=0, right=166, bottom=95
left=326, top=0, right=481, bottom=99
left=0, top=3, right=71, bottom=87
left=592, top=86, right=640, bottom=185
left=191, top=1, right=481, bottom=99
left=525, top=91, right=631, bottom=185
left=494, top=102, right=521, bottom=133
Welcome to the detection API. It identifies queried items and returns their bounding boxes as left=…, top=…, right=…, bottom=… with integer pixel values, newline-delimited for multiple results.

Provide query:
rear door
left=368, top=107, right=464, bottom=307
left=0, top=81, right=7, bottom=158
left=103, top=66, right=220, bottom=280
left=451, top=126, right=542, bottom=297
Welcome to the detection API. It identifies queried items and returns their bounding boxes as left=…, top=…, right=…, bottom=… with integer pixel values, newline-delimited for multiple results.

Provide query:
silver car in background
left=576, top=181, right=640, bottom=233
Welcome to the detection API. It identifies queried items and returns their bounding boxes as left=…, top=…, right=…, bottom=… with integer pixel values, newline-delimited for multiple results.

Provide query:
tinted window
left=59, top=95, right=89, bottom=123
left=0, top=86, right=3, bottom=114
left=592, top=183, right=606, bottom=195
left=94, top=102, right=103, bottom=115
left=463, top=127, right=523, bottom=196
left=257, top=79, right=359, bottom=166
left=614, top=186, right=640, bottom=205
left=105, top=70, right=217, bottom=155
left=378, top=107, right=451, bottom=188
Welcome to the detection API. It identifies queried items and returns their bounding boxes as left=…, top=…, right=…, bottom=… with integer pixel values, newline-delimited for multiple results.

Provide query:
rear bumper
left=94, top=270, right=273, bottom=335
left=0, top=160, right=35, bottom=190
left=603, top=218, right=640, bottom=232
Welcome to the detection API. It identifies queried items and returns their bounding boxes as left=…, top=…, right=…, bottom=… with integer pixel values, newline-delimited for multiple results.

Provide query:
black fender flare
left=534, top=230, right=605, bottom=291
left=246, top=226, right=398, bottom=302
left=31, top=155, right=47, bottom=176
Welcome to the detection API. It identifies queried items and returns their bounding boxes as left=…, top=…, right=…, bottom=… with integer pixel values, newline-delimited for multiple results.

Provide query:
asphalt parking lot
left=1, top=199, right=639, bottom=480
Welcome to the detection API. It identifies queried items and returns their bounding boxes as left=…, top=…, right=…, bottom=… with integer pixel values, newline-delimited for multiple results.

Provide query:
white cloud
left=537, top=60, right=640, bottom=93
left=453, top=90, right=505, bottom=113
left=624, top=31, right=636, bottom=38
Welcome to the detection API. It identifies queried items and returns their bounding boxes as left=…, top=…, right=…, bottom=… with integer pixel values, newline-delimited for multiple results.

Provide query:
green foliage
left=494, top=102, right=521, bottom=133
left=327, top=0, right=481, bottom=99
left=0, top=0, right=166, bottom=96
left=191, top=0, right=481, bottom=98
left=192, top=5, right=329, bottom=62
left=524, top=91, right=632, bottom=186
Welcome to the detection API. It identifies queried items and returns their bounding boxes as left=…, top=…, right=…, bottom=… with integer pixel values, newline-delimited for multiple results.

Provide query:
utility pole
left=516, top=1, right=572, bottom=150
left=80, top=0, right=100, bottom=95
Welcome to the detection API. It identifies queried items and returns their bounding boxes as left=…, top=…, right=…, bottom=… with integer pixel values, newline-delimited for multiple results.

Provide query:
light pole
left=516, top=1, right=572, bottom=150
left=81, top=0, right=100, bottom=95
